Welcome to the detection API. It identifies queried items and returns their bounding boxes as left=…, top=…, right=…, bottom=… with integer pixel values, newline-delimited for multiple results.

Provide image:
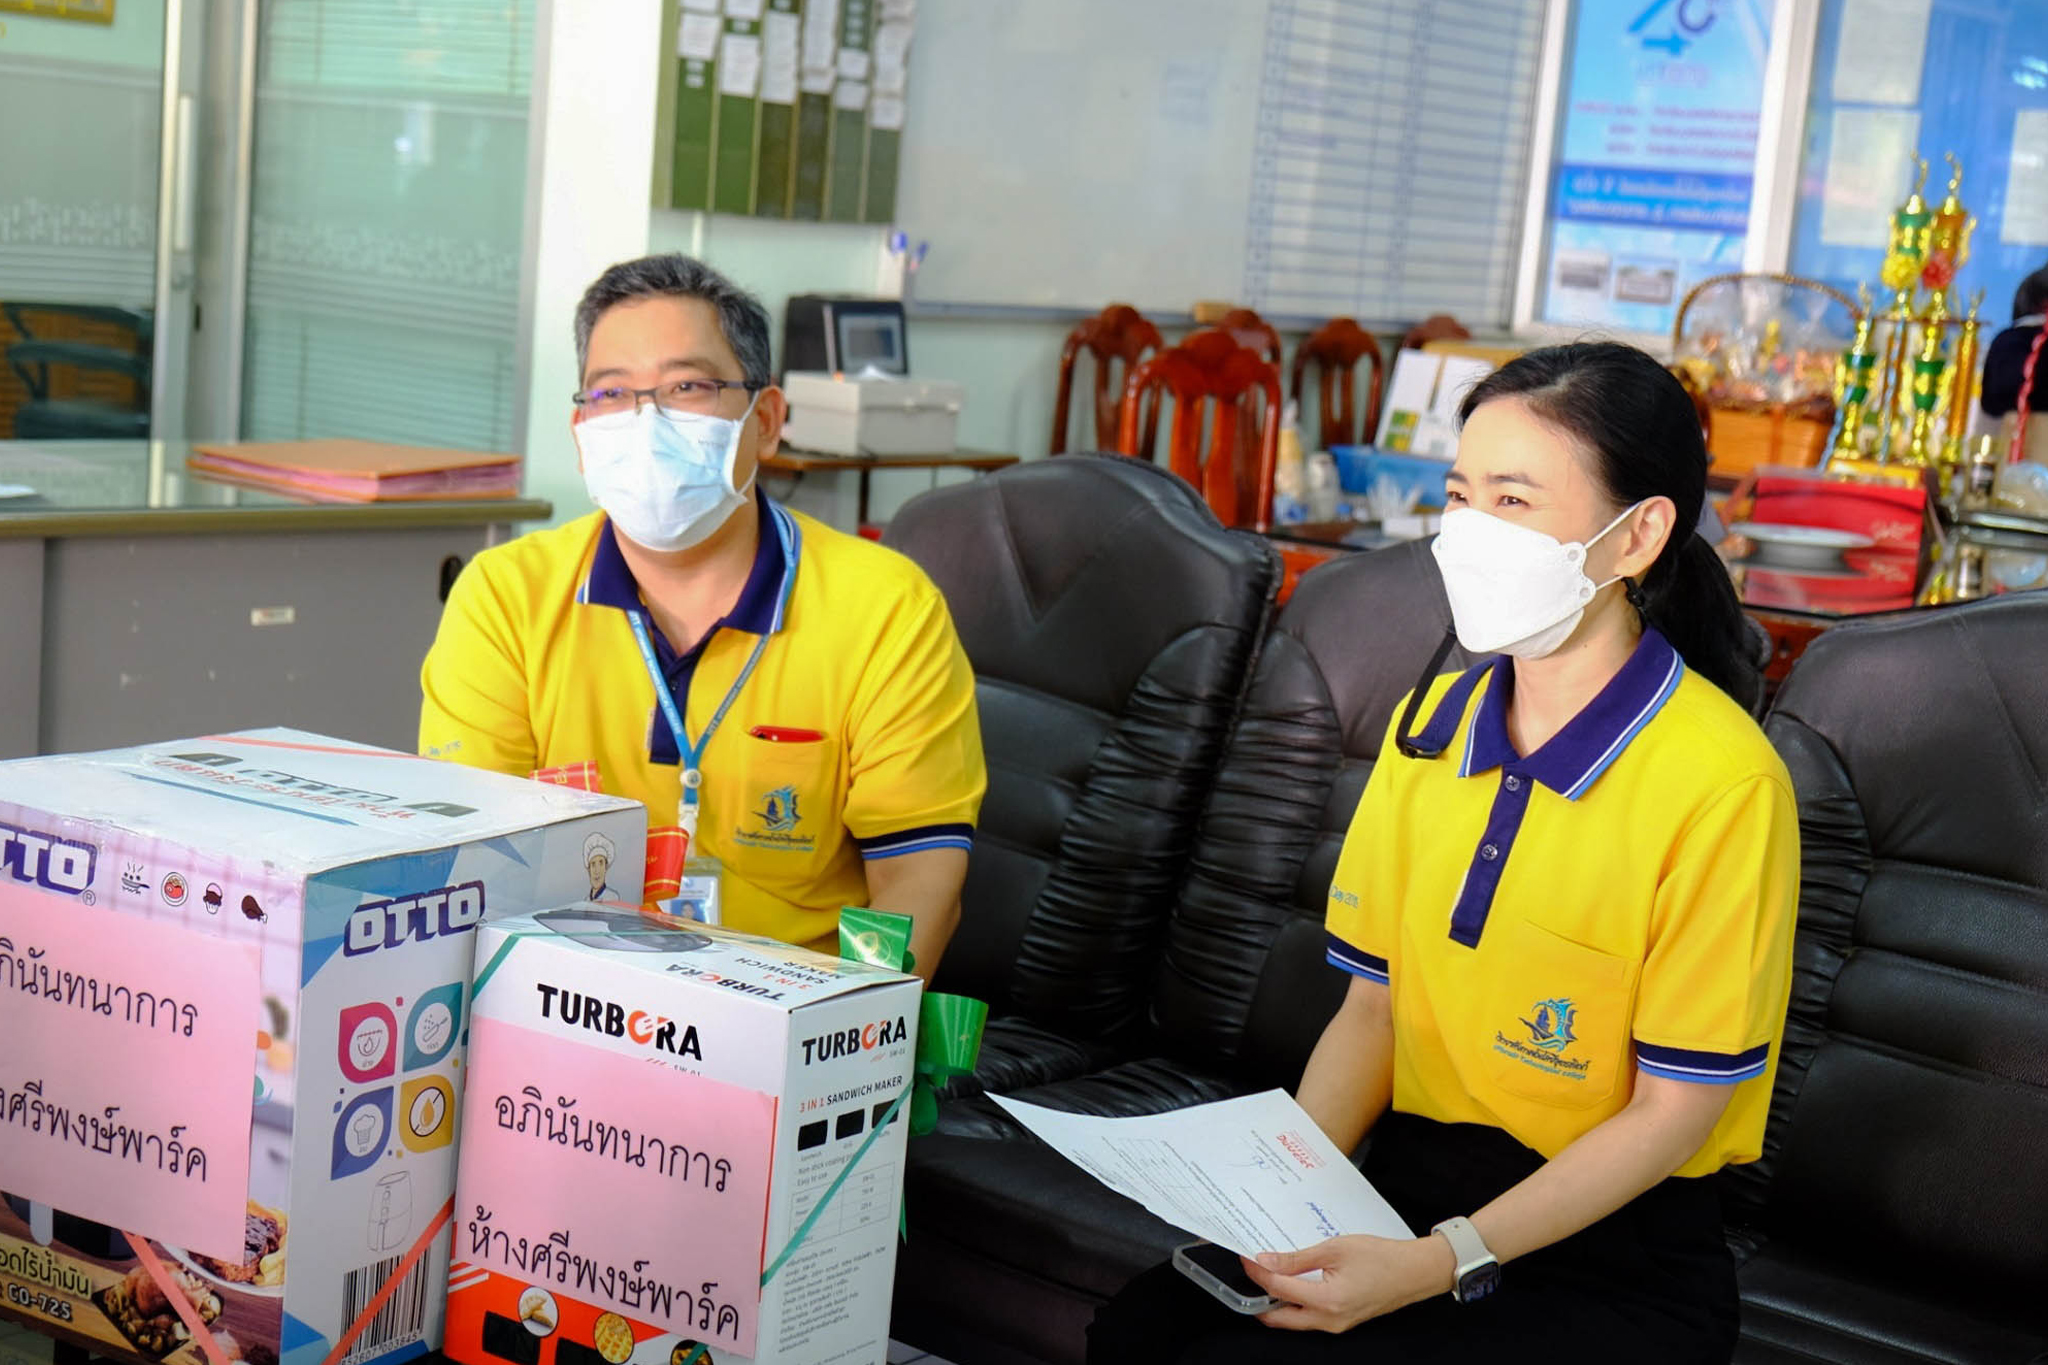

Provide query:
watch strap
left=1429, top=1215, right=1497, bottom=1302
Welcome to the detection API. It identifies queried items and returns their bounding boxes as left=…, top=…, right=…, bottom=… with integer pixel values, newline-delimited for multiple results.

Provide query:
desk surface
left=0, top=440, right=551, bottom=538
left=763, top=447, right=1019, bottom=473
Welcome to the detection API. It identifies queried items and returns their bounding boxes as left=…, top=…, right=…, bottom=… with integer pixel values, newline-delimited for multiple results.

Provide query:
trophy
left=1875, top=158, right=1932, bottom=457
left=1903, top=308, right=1949, bottom=466
left=1937, top=289, right=1986, bottom=496
left=1919, top=154, right=1976, bottom=324
left=1829, top=283, right=1880, bottom=463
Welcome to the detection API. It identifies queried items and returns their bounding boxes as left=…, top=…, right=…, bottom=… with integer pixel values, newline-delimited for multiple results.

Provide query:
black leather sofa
left=883, top=457, right=2048, bottom=1364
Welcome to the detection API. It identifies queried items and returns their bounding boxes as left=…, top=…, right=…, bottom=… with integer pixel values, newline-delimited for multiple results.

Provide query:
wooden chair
left=1116, top=328, right=1281, bottom=533
left=1050, top=304, right=1164, bottom=455
left=1290, top=317, right=1384, bottom=449
left=1400, top=313, right=1470, bottom=352
left=1217, top=308, right=1284, bottom=366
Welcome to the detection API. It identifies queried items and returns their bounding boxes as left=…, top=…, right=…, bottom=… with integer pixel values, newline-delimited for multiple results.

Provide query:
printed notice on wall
left=719, top=32, right=762, bottom=98
left=1820, top=107, right=1921, bottom=246
left=455, top=1018, right=775, bottom=1354
left=1829, top=0, right=1932, bottom=105
left=0, top=885, right=260, bottom=1261
left=2001, top=110, right=2048, bottom=246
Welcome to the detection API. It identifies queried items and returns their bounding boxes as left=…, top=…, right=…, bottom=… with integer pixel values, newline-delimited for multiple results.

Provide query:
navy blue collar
left=577, top=496, right=795, bottom=641
left=1411, top=628, right=1683, bottom=801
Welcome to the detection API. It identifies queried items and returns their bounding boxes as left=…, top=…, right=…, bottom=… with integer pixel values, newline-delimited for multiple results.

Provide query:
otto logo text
left=535, top=983, right=702, bottom=1060
left=801, top=1017, right=909, bottom=1065
left=0, top=822, right=96, bottom=896
left=344, top=881, right=486, bottom=955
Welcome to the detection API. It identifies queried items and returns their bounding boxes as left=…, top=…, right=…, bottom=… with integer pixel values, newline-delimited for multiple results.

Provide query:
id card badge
left=656, top=786, right=721, bottom=924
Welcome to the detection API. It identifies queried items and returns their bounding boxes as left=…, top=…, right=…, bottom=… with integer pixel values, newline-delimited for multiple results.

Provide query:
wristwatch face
left=1456, top=1261, right=1502, bottom=1304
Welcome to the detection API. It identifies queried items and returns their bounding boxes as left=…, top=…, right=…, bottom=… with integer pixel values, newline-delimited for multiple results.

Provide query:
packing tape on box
left=759, top=1087, right=908, bottom=1287
left=317, top=1197, right=455, bottom=1365
left=126, top=1232, right=234, bottom=1365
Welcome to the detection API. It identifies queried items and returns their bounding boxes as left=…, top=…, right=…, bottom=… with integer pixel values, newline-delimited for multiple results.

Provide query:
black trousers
left=1087, top=1112, right=1739, bottom=1364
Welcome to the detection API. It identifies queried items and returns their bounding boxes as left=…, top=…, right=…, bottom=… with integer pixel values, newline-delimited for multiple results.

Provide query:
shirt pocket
left=1482, top=916, right=1637, bottom=1110
left=727, top=732, right=841, bottom=855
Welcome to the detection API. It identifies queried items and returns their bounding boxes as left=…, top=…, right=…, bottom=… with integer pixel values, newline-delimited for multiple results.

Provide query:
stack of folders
left=188, top=439, right=521, bottom=501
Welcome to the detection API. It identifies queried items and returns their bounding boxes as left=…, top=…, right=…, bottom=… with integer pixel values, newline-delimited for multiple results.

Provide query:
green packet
left=838, top=907, right=988, bottom=1137
left=840, top=905, right=917, bottom=975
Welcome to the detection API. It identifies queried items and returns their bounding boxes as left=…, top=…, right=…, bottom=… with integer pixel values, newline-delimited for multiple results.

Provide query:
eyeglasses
left=571, top=378, right=765, bottom=418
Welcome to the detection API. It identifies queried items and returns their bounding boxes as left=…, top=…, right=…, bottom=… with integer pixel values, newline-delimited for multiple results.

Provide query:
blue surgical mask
left=575, top=394, right=759, bottom=552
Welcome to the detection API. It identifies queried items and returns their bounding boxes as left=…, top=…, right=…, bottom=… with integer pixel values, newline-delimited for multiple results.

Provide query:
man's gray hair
left=573, top=254, right=773, bottom=387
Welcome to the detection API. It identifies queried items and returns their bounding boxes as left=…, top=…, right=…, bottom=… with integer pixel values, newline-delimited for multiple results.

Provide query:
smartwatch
left=1430, top=1216, right=1501, bottom=1304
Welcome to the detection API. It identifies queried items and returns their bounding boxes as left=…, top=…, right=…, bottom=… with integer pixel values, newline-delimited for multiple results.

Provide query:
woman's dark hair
left=1457, top=341, right=1762, bottom=712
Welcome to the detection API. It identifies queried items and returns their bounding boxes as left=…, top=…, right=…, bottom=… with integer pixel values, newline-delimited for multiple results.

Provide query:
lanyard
left=625, top=504, right=797, bottom=831
left=629, top=610, right=770, bottom=829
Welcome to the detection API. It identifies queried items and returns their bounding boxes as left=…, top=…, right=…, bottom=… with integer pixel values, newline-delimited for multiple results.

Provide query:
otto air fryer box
left=445, top=908, right=918, bottom=1365
left=0, top=730, right=644, bottom=1365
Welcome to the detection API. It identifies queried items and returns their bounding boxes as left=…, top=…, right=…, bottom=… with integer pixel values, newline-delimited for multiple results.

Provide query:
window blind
left=241, top=0, right=535, bottom=452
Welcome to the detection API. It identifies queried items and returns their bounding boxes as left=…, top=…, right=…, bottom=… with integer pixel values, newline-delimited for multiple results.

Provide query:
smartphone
left=1173, top=1240, right=1279, bottom=1315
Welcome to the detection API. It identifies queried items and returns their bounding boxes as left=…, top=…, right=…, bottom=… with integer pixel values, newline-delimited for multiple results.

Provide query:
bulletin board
left=1788, top=0, right=2048, bottom=322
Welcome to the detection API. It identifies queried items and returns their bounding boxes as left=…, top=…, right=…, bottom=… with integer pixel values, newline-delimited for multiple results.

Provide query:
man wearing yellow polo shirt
left=417, top=254, right=984, bottom=977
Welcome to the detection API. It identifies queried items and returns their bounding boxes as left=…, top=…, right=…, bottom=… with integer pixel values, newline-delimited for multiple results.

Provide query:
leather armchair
left=883, top=454, right=1279, bottom=1091
left=1733, top=593, right=2048, bottom=1363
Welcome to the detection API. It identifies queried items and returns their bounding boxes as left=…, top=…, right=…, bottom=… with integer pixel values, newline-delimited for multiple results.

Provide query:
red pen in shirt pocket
left=750, top=725, right=826, bottom=744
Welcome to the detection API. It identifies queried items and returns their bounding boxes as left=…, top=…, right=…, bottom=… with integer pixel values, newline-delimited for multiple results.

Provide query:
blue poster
left=1540, top=0, right=1777, bottom=334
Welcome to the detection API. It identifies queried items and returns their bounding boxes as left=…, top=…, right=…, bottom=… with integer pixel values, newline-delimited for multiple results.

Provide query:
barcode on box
left=341, top=1254, right=432, bottom=1362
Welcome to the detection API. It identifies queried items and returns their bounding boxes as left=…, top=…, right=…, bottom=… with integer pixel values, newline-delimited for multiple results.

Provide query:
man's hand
left=1241, top=1234, right=1455, bottom=1334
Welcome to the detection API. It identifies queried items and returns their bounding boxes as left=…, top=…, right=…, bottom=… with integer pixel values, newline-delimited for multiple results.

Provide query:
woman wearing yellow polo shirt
left=1090, top=342, right=1797, bottom=1363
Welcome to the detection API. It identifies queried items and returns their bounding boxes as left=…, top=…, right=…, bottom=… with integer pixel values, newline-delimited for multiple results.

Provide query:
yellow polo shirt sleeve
left=1633, top=773, right=1799, bottom=1089
left=418, top=557, right=537, bottom=779
left=841, top=584, right=985, bottom=858
left=1324, top=694, right=1418, bottom=984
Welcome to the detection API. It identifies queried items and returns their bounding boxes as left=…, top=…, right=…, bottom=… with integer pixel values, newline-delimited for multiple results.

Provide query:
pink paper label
left=455, top=1018, right=775, bottom=1355
left=0, top=882, right=260, bottom=1261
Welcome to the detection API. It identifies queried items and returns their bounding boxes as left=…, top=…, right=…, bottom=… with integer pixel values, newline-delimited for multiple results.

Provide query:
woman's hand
left=1240, top=1234, right=1455, bottom=1333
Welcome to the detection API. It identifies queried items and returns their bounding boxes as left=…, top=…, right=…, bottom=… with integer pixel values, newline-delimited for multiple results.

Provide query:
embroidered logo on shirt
left=734, top=784, right=817, bottom=854
left=1492, top=995, right=1592, bottom=1080
left=756, top=786, right=801, bottom=834
left=1520, top=997, right=1577, bottom=1053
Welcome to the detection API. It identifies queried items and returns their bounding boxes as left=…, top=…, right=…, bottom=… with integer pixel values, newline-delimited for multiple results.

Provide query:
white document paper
left=838, top=47, right=871, bottom=82
left=878, top=0, right=915, bottom=17
left=724, top=0, right=766, bottom=18
left=834, top=78, right=868, bottom=111
left=683, top=0, right=720, bottom=11
left=2002, top=110, right=2048, bottom=246
left=761, top=11, right=800, bottom=104
left=678, top=11, right=722, bottom=59
left=873, top=18, right=914, bottom=69
left=991, top=1090, right=1411, bottom=1260
left=800, top=68, right=836, bottom=96
left=802, top=0, right=843, bottom=68
left=1829, top=0, right=1932, bottom=105
left=870, top=93, right=906, bottom=131
left=719, top=32, right=762, bottom=97
left=1820, top=107, right=1921, bottom=247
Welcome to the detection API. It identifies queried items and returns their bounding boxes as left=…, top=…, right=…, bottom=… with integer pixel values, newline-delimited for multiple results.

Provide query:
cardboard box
left=0, top=731, right=644, bottom=1365
left=445, top=909, right=918, bottom=1365
left=780, top=372, right=963, bottom=456
left=1751, top=466, right=1929, bottom=556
